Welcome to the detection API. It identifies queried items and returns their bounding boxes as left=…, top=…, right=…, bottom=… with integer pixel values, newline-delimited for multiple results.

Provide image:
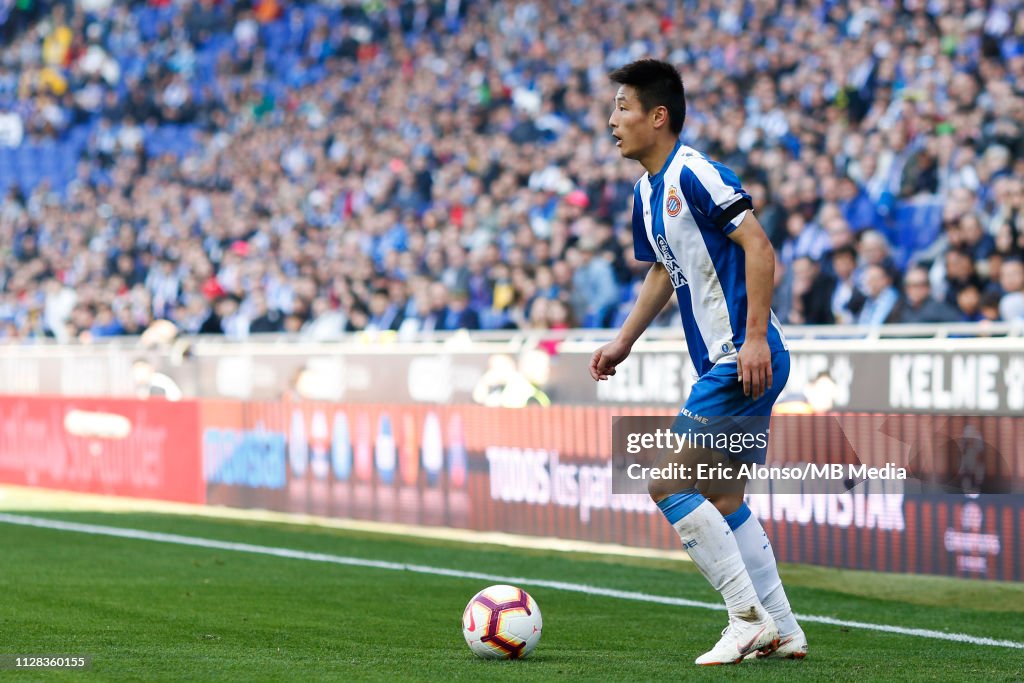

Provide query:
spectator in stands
left=786, top=257, right=835, bottom=325
left=526, top=297, right=551, bottom=331
left=991, top=178, right=1024, bottom=252
left=1000, top=293, right=1024, bottom=323
left=995, top=218, right=1024, bottom=259
left=419, top=283, right=450, bottom=334
left=837, top=176, right=879, bottom=233
left=888, top=267, right=961, bottom=324
left=366, top=288, right=404, bottom=332
left=1, top=0, right=1023, bottom=339
left=247, top=290, right=284, bottom=333
left=996, top=258, right=1024, bottom=300
left=90, top=303, right=124, bottom=337
left=748, top=182, right=784, bottom=250
left=857, top=265, right=899, bottom=327
left=980, top=291, right=1003, bottom=323
left=939, top=248, right=985, bottom=310
left=822, top=217, right=856, bottom=256
left=959, top=213, right=996, bottom=263
left=442, top=289, right=481, bottom=331
left=569, top=240, right=619, bottom=328
left=396, top=291, right=431, bottom=341
left=68, top=303, right=94, bottom=339
left=956, top=283, right=985, bottom=323
left=855, top=230, right=900, bottom=289
left=829, top=246, right=865, bottom=325
left=545, top=298, right=573, bottom=332
left=198, top=296, right=225, bottom=336
left=218, top=295, right=249, bottom=339
left=771, top=252, right=792, bottom=325
left=345, top=304, right=369, bottom=332
left=42, top=277, right=75, bottom=341
left=779, top=213, right=829, bottom=267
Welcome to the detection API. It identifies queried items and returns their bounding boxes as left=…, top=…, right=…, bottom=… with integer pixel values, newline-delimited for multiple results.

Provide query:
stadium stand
left=1, top=0, right=1023, bottom=341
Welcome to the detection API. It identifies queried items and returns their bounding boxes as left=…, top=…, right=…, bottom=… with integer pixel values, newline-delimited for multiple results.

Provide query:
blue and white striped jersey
left=632, top=141, right=787, bottom=377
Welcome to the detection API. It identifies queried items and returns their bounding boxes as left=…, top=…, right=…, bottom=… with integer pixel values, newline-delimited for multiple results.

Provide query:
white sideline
left=1, top=512, right=1022, bottom=652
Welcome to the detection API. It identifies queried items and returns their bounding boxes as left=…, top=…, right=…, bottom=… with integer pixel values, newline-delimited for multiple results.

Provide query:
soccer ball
left=462, top=584, right=543, bottom=659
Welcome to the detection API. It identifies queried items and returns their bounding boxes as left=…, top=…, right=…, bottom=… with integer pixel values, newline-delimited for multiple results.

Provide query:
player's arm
left=616, top=263, right=674, bottom=346
left=589, top=263, right=673, bottom=381
left=727, top=211, right=775, bottom=400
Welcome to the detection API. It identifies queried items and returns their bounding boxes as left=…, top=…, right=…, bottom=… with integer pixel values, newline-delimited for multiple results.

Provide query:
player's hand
left=590, top=338, right=631, bottom=381
left=737, top=337, right=772, bottom=400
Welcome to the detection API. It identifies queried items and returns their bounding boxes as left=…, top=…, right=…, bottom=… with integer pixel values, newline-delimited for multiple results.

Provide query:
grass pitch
left=0, top=506, right=1022, bottom=681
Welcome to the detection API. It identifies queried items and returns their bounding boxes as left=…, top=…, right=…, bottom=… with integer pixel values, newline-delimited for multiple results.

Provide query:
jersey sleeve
left=679, top=158, right=754, bottom=235
left=631, top=181, right=657, bottom=262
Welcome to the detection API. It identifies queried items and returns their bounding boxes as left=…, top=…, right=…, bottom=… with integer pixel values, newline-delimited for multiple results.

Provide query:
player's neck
left=639, top=138, right=680, bottom=177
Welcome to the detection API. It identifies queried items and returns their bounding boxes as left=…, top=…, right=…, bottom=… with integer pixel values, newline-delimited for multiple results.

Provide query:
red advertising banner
left=4, top=393, right=1018, bottom=582
left=201, top=400, right=1024, bottom=582
left=0, top=396, right=203, bottom=503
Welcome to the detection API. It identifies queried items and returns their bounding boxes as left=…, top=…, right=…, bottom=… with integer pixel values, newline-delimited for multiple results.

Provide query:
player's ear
left=650, top=105, right=668, bottom=129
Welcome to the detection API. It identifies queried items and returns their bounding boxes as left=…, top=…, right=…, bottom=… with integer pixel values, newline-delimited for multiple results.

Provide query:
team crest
left=666, top=187, right=682, bottom=217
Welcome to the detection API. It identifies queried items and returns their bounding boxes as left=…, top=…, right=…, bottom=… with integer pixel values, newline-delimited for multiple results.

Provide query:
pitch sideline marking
left=1, top=512, right=1022, bottom=651
left=0, top=484, right=691, bottom=563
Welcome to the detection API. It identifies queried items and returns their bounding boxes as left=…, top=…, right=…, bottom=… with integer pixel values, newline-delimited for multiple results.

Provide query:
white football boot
left=749, top=626, right=808, bottom=660
left=695, top=609, right=779, bottom=666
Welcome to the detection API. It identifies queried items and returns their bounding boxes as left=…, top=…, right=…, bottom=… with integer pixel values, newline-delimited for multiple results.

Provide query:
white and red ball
left=462, top=584, right=543, bottom=659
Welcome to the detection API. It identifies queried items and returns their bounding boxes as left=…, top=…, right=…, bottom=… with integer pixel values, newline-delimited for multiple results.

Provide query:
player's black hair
left=608, top=59, right=686, bottom=135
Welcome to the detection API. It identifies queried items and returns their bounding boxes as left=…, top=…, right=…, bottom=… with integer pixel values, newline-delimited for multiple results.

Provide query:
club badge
left=666, top=187, right=682, bottom=217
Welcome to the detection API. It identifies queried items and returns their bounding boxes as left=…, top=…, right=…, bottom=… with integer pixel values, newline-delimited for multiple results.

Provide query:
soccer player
left=590, top=59, right=806, bottom=665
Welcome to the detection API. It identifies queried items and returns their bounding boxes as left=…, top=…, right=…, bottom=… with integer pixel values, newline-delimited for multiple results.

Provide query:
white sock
left=658, top=490, right=763, bottom=620
left=725, top=503, right=799, bottom=636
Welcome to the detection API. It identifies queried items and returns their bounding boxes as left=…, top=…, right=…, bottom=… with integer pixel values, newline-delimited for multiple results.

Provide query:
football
left=462, top=584, right=543, bottom=659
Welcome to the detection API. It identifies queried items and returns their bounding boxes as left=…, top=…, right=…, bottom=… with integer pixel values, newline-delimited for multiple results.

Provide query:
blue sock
left=656, top=488, right=705, bottom=524
left=723, top=502, right=752, bottom=531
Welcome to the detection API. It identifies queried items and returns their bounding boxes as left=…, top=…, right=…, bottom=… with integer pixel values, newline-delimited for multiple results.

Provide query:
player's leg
left=653, top=386, right=777, bottom=664
left=650, top=450, right=766, bottom=625
left=706, top=479, right=807, bottom=660
left=649, top=463, right=777, bottom=665
left=705, top=352, right=806, bottom=660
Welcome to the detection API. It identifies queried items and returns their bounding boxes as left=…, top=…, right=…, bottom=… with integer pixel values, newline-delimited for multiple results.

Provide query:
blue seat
left=262, top=22, right=290, bottom=51
left=891, top=200, right=943, bottom=269
left=136, top=9, right=160, bottom=41
left=14, top=145, right=36, bottom=163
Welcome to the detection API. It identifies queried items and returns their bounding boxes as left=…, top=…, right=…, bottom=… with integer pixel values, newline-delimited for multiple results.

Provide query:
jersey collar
left=648, top=140, right=682, bottom=186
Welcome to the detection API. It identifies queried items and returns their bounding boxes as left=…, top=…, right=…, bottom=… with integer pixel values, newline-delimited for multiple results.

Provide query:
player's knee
left=647, top=477, right=688, bottom=503
left=706, top=493, right=744, bottom=517
left=646, top=477, right=666, bottom=502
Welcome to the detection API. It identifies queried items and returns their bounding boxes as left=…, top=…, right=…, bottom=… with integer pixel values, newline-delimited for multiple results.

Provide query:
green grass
left=0, top=510, right=1022, bottom=681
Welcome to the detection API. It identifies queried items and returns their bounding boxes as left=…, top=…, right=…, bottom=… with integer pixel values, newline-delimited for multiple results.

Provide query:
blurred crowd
left=1, top=0, right=1023, bottom=344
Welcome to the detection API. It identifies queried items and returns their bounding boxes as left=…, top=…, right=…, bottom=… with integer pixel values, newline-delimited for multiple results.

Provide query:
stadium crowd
left=1, top=0, right=1023, bottom=343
